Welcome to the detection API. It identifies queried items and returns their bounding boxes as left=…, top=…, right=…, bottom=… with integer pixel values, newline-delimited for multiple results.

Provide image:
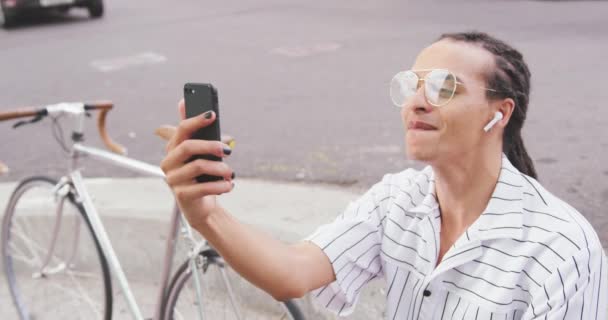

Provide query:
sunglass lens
left=390, top=71, right=418, bottom=107
left=425, top=69, right=456, bottom=106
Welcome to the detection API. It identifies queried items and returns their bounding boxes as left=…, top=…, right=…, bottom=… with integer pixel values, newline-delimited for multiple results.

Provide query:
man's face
left=400, top=40, right=498, bottom=165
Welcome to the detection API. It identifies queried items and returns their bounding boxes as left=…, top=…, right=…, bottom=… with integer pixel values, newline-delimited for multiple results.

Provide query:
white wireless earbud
left=483, top=111, right=503, bottom=132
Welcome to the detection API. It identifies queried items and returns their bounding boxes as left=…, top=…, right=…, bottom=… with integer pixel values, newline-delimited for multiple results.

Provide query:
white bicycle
left=0, top=101, right=304, bottom=320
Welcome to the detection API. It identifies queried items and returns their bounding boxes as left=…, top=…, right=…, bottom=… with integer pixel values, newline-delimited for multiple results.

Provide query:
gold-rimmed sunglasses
left=390, top=69, right=500, bottom=108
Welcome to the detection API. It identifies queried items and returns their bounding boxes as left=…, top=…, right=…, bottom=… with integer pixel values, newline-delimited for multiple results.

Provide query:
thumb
left=178, top=98, right=186, bottom=120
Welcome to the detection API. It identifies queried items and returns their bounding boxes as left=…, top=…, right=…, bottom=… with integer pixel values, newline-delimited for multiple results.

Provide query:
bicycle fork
left=33, top=178, right=81, bottom=278
left=70, top=171, right=145, bottom=320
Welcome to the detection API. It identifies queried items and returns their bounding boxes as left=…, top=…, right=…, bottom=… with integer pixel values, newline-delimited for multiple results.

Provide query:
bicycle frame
left=33, top=107, right=209, bottom=320
left=65, top=142, right=209, bottom=320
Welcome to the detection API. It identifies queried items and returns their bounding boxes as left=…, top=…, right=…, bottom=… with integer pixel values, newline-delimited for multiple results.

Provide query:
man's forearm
left=194, top=206, right=326, bottom=300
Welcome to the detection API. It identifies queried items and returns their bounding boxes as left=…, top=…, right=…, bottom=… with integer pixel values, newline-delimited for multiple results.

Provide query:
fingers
left=161, top=139, right=231, bottom=173
left=166, top=102, right=217, bottom=151
left=178, top=98, right=186, bottom=120
left=221, top=134, right=236, bottom=149
left=165, top=159, right=234, bottom=186
left=173, top=180, right=234, bottom=202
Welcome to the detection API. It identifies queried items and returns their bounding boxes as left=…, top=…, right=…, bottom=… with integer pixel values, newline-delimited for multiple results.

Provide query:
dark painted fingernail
left=223, top=146, right=232, bottom=155
left=203, top=111, right=213, bottom=119
left=231, top=172, right=236, bottom=179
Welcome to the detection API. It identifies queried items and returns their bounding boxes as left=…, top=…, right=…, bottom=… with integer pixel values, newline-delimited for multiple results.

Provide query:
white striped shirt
left=305, top=154, right=607, bottom=319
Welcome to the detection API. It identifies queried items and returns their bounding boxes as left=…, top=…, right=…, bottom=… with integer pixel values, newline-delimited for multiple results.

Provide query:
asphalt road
left=1, top=0, right=607, bottom=246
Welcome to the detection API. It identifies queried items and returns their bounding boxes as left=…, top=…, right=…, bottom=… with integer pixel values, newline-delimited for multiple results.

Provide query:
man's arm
left=195, top=206, right=335, bottom=301
left=160, top=99, right=335, bottom=301
left=521, top=248, right=607, bottom=319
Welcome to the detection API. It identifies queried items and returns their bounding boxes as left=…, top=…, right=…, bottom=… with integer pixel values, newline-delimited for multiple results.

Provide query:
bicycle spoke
left=10, top=227, right=66, bottom=270
left=48, top=281, right=101, bottom=317
left=12, top=219, right=44, bottom=265
left=3, top=177, right=112, bottom=320
left=8, top=242, right=37, bottom=266
left=66, top=270, right=103, bottom=318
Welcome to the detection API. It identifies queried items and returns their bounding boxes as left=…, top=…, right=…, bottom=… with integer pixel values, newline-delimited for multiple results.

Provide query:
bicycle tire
left=1, top=176, right=113, bottom=320
left=162, top=249, right=305, bottom=320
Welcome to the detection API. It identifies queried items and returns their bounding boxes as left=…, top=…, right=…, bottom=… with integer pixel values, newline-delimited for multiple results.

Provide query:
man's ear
left=496, top=98, right=515, bottom=129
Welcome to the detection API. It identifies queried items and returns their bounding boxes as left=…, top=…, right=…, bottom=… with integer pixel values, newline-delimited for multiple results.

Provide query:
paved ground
left=0, top=0, right=607, bottom=247
left=1, top=0, right=607, bottom=318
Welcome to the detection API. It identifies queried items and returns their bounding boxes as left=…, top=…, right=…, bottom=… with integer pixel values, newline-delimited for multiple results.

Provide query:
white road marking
left=271, top=42, right=341, bottom=58
left=90, top=52, right=167, bottom=72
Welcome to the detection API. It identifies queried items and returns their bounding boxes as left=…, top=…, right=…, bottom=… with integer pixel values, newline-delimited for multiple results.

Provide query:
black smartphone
left=184, top=83, right=223, bottom=183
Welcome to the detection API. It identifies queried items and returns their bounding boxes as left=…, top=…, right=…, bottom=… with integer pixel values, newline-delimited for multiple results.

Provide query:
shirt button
left=423, top=290, right=432, bottom=297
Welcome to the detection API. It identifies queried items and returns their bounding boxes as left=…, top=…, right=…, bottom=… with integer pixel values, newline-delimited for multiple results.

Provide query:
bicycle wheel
left=1, top=176, right=112, bottom=320
left=163, top=249, right=305, bottom=320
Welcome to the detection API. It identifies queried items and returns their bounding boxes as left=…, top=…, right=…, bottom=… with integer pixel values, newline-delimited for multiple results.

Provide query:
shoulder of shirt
left=376, top=167, right=429, bottom=188
left=367, top=167, right=429, bottom=197
left=519, top=173, right=603, bottom=257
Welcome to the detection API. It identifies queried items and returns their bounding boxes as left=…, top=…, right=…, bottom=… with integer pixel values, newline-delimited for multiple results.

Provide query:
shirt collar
left=407, top=153, right=524, bottom=241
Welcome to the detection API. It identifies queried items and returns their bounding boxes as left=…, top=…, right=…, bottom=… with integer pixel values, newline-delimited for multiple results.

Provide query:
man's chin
left=406, top=148, right=434, bottom=163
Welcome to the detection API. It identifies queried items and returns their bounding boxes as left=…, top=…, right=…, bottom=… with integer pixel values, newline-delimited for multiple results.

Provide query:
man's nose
left=404, top=85, right=433, bottom=114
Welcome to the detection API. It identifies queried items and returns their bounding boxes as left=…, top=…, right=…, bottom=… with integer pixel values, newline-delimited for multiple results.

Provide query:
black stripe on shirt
left=451, top=297, right=461, bottom=319
left=386, top=267, right=399, bottom=298
left=329, top=230, right=376, bottom=263
left=384, top=231, right=431, bottom=263
left=407, top=278, right=420, bottom=320
left=520, top=174, right=548, bottom=206
left=522, top=224, right=582, bottom=250
left=523, top=207, right=569, bottom=223
left=387, top=216, right=427, bottom=243
left=595, top=255, right=604, bottom=320
left=388, top=184, right=417, bottom=207
left=491, top=196, right=523, bottom=202
left=342, top=255, right=381, bottom=294
left=415, top=181, right=425, bottom=197
left=440, top=291, right=450, bottom=319
left=380, top=249, right=426, bottom=277
left=496, top=180, right=523, bottom=188
left=544, top=285, right=553, bottom=311
left=482, top=211, right=522, bottom=216
left=442, top=281, right=529, bottom=307
left=508, top=238, right=565, bottom=261
left=443, top=245, right=482, bottom=263
left=428, top=215, right=438, bottom=263
left=315, top=242, right=381, bottom=299
left=453, top=268, right=516, bottom=290
left=558, top=268, right=567, bottom=302
left=392, top=271, right=411, bottom=320
left=393, top=202, right=423, bottom=221
left=410, top=279, right=424, bottom=320
left=472, top=258, right=541, bottom=289
left=334, top=243, right=381, bottom=280
left=321, top=220, right=366, bottom=250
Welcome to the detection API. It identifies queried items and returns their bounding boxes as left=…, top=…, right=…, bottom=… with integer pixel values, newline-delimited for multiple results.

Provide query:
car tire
left=87, top=1, right=103, bottom=18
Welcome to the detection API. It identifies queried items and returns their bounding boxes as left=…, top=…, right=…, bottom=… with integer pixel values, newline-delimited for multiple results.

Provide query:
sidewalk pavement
left=0, top=177, right=386, bottom=319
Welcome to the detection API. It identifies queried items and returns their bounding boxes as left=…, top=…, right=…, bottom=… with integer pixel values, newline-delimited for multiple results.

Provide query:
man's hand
left=160, top=99, right=235, bottom=229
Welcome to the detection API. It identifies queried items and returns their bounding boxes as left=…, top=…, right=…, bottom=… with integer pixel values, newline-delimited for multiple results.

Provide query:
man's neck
left=432, top=150, right=503, bottom=232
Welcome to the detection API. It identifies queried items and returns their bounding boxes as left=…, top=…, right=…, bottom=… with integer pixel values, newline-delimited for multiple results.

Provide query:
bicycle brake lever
left=12, top=114, right=44, bottom=129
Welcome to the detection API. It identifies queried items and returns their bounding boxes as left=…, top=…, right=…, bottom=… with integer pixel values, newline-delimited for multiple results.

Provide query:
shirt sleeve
left=303, top=175, right=393, bottom=316
left=521, top=246, right=607, bottom=319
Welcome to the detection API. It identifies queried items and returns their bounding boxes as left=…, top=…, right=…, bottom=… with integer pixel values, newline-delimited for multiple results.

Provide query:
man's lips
left=408, top=121, right=438, bottom=130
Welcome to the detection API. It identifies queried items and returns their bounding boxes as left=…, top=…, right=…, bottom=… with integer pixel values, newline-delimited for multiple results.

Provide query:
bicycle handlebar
left=0, top=101, right=126, bottom=155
